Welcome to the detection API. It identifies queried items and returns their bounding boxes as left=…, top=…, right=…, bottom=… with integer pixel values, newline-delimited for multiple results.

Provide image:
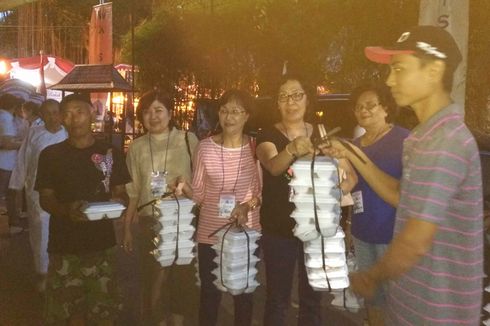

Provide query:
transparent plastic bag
left=330, top=252, right=364, bottom=312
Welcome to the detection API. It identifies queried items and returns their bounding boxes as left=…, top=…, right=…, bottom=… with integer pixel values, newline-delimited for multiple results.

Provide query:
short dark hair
left=22, top=101, right=40, bottom=115
left=136, top=89, right=174, bottom=129
left=39, top=99, right=60, bottom=113
left=413, top=52, right=456, bottom=92
left=60, top=93, right=92, bottom=112
left=217, top=89, right=255, bottom=114
left=0, top=93, right=23, bottom=112
left=350, top=83, right=397, bottom=123
left=275, top=73, right=316, bottom=122
left=214, top=89, right=255, bottom=135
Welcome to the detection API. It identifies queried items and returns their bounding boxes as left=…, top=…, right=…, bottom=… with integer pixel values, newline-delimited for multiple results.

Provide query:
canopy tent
left=49, top=64, right=132, bottom=92
left=8, top=55, right=74, bottom=89
left=49, top=64, right=133, bottom=151
left=0, top=78, right=45, bottom=105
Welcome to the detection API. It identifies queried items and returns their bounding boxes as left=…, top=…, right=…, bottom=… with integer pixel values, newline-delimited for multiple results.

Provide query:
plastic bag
left=330, top=252, right=364, bottom=312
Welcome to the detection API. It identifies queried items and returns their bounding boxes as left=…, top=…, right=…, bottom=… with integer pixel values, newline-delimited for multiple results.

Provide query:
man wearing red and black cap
left=322, top=26, right=483, bottom=325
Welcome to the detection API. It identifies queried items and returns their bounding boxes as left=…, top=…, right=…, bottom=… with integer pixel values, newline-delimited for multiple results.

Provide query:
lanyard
left=220, top=135, right=244, bottom=193
left=149, top=130, right=171, bottom=173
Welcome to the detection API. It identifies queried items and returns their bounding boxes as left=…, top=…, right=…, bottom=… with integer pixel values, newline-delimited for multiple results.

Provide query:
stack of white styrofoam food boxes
left=151, top=198, right=196, bottom=267
left=289, top=156, right=349, bottom=291
left=212, top=227, right=261, bottom=295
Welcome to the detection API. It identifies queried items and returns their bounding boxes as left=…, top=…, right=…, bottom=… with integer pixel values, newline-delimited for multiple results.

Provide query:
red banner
left=88, top=3, right=113, bottom=64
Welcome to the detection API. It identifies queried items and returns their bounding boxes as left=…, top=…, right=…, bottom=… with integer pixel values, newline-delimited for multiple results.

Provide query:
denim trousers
left=0, top=168, right=16, bottom=225
left=198, top=243, right=254, bottom=326
left=352, top=236, right=388, bottom=307
left=262, top=233, right=322, bottom=326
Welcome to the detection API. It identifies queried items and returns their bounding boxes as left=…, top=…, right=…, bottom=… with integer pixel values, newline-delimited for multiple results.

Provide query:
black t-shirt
left=35, top=139, right=131, bottom=254
left=256, top=126, right=296, bottom=238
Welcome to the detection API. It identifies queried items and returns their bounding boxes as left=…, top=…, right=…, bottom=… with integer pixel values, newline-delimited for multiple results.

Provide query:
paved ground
left=0, top=210, right=364, bottom=326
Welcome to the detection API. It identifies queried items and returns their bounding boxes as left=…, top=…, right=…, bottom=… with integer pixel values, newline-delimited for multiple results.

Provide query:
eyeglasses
left=353, top=102, right=380, bottom=113
left=218, top=108, right=247, bottom=116
left=278, top=92, right=305, bottom=103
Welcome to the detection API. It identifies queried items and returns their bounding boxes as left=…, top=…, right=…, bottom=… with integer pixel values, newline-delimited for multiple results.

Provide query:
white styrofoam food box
left=84, top=202, right=126, bottom=221
left=156, top=198, right=195, bottom=215
left=291, top=157, right=339, bottom=181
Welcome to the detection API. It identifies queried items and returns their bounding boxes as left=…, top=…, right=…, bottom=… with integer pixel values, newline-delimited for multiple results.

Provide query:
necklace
left=361, top=124, right=392, bottom=147
left=149, top=130, right=171, bottom=173
left=282, top=122, right=308, bottom=141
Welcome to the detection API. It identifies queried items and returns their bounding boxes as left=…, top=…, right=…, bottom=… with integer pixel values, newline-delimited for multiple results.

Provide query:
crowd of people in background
left=0, top=25, right=486, bottom=326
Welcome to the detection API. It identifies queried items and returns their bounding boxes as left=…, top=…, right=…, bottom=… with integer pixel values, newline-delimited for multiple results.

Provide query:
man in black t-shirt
left=35, top=94, right=131, bottom=325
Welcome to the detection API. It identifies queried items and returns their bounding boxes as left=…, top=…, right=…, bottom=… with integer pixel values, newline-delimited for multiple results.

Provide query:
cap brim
left=364, top=46, right=415, bottom=64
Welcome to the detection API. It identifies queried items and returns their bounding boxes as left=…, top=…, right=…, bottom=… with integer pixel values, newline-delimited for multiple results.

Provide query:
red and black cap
left=365, top=25, right=462, bottom=68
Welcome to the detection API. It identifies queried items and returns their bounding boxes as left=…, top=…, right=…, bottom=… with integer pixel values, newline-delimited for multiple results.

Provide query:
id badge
left=352, top=191, right=364, bottom=214
left=219, top=193, right=236, bottom=218
left=150, top=171, right=167, bottom=198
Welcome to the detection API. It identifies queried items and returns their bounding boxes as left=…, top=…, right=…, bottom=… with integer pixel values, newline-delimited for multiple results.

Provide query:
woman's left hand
left=229, top=203, right=249, bottom=226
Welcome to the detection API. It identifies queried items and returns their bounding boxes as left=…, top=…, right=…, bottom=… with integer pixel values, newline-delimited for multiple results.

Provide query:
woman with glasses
left=180, top=89, right=262, bottom=326
left=256, top=73, right=357, bottom=326
left=347, top=83, right=409, bottom=326
left=123, top=90, right=199, bottom=325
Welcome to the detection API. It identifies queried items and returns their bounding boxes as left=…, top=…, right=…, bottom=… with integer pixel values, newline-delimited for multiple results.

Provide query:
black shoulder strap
left=185, top=131, right=193, bottom=171
left=249, top=136, right=257, bottom=160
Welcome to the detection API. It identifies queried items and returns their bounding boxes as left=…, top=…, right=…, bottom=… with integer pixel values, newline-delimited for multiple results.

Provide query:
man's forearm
left=112, top=185, right=129, bottom=206
left=40, top=194, right=69, bottom=218
left=368, top=237, right=424, bottom=283
left=367, top=218, right=437, bottom=283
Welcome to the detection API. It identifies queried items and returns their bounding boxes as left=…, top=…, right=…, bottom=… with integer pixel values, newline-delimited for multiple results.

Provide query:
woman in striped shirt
left=188, top=89, right=262, bottom=326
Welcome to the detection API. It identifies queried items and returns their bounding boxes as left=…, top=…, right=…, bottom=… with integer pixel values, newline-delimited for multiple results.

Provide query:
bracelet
left=285, top=143, right=296, bottom=158
left=247, top=197, right=259, bottom=211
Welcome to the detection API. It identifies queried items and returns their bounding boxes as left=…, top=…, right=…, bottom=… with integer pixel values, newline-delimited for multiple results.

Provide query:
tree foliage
left=123, top=0, right=420, bottom=95
left=1, top=0, right=488, bottom=132
left=0, top=0, right=154, bottom=62
left=466, top=0, right=490, bottom=132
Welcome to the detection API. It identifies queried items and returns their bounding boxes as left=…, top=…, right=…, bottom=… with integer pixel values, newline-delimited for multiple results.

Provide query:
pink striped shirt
left=192, top=137, right=261, bottom=245
left=388, top=104, right=483, bottom=325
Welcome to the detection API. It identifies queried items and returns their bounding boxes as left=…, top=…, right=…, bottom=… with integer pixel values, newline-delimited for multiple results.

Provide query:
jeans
left=352, top=236, right=388, bottom=306
left=198, top=243, right=254, bottom=326
left=262, top=233, right=322, bottom=326
left=0, top=168, right=16, bottom=226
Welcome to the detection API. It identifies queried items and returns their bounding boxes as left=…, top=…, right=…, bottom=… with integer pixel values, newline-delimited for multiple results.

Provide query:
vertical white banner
left=419, top=0, right=469, bottom=109
left=89, top=2, right=113, bottom=64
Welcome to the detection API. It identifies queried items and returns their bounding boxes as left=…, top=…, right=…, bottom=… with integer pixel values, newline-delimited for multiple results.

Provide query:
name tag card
left=151, top=171, right=167, bottom=198
left=219, top=193, right=236, bottom=218
left=352, top=191, right=364, bottom=214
